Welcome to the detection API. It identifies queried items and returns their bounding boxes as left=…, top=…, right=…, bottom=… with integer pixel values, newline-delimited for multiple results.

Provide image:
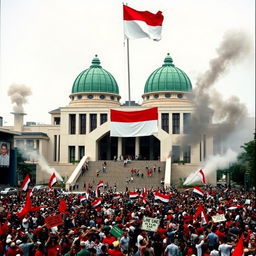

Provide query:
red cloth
left=103, top=236, right=116, bottom=245
left=232, top=234, right=244, bottom=256
left=47, top=245, right=61, bottom=256
left=108, top=249, right=125, bottom=256
left=35, top=250, right=44, bottom=256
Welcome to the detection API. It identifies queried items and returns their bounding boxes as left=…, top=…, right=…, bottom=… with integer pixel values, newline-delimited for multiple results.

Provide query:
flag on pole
left=21, top=174, right=31, bottom=191
left=113, top=193, right=121, bottom=200
left=232, top=234, right=244, bottom=256
left=97, top=180, right=104, bottom=188
left=199, top=169, right=207, bottom=185
left=110, top=107, right=158, bottom=137
left=85, top=189, right=90, bottom=200
left=129, top=192, right=139, bottom=199
left=194, top=203, right=209, bottom=224
left=193, top=186, right=204, bottom=197
left=154, top=191, right=170, bottom=203
left=123, top=5, right=164, bottom=41
left=48, top=173, right=57, bottom=188
left=80, top=195, right=86, bottom=203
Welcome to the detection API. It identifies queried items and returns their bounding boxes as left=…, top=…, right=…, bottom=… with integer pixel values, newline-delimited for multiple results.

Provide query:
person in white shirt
left=218, top=237, right=233, bottom=256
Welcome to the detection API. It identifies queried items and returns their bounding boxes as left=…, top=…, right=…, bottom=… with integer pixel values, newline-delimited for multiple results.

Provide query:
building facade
left=6, top=54, right=215, bottom=185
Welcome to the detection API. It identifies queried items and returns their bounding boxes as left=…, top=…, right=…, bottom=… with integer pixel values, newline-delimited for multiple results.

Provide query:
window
left=87, top=95, right=93, bottom=99
left=177, top=94, right=183, bottom=99
left=100, top=113, right=108, bottom=125
left=79, top=146, right=85, bottom=160
left=90, top=114, right=97, bottom=132
left=69, top=114, right=76, bottom=134
left=54, top=135, right=57, bottom=161
left=77, top=95, right=82, bottom=100
left=183, top=146, right=191, bottom=163
left=100, top=95, right=105, bottom=99
left=69, top=146, right=75, bottom=163
left=172, top=146, right=180, bottom=162
left=110, top=96, right=115, bottom=100
left=16, top=140, right=24, bottom=148
left=183, top=113, right=191, bottom=134
left=161, top=113, right=169, bottom=133
left=26, top=140, right=34, bottom=150
left=165, top=93, right=171, bottom=98
left=146, top=96, right=150, bottom=100
left=172, top=113, right=180, bottom=134
left=79, top=114, right=86, bottom=134
left=154, top=94, right=159, bottom=99
left=54, top=117, right=60, bottom=125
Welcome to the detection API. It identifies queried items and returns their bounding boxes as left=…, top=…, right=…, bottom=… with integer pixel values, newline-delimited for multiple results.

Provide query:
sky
left=0, top=0, right=255, bottom=125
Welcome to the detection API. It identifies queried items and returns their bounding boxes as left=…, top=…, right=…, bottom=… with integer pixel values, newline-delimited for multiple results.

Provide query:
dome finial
left=91, top=54, right=101, bottom=67
left=163, top=53, right=174, bottom=67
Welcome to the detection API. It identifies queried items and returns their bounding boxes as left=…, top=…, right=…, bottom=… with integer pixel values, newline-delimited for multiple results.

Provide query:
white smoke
left=17, top=146, right=63, bottom=182
left=183, top=148, right=237, bottom=185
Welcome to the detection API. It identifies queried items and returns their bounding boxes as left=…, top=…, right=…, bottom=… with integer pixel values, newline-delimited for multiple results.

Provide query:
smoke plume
left=180, top=31, right=251, bottom=147
left=8, top=84, right=32, bottom=113
left=183, top=148, right=237, bottom=186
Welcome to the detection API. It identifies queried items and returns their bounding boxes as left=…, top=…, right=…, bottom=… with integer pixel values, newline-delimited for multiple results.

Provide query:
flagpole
left=126, top=38, right=131, bottom=106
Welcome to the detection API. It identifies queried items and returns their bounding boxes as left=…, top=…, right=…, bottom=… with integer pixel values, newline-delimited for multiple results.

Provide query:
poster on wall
left=0, top=141, right=10, bottom=167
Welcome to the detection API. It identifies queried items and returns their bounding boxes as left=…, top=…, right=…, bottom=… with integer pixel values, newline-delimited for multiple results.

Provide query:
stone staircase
left=75, top=160, right=165, bottom=192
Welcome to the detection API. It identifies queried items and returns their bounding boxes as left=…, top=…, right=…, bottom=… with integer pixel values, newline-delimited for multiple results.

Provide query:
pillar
left=135, top=137, right=140, bottom=157
left=180, top=112, right=184, bottom=134
left=117, top=137, right=122, bottom=158
left=75, top=114, right=79, bottom=134
left=86, top=113, right=90, bottom=134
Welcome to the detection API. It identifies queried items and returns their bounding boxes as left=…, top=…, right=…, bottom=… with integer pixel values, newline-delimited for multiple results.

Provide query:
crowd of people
left=0, top=185, right=255, bottom=256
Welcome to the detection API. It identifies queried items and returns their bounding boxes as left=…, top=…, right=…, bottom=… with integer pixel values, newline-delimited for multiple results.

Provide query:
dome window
left=154, top=94, right=159, bottom=99
left=177, top=94, right=183, bottom=99
left=77, top=95, right=82, bottom=100
left=110, top=96, right=115, bottom=100
left=165, top=93, right=171, bottom=98
left=87, top=95, right=94, bottom=99
left=100, top=95, right=105, bottom=100
left=146, top=96, right=150, bottom=100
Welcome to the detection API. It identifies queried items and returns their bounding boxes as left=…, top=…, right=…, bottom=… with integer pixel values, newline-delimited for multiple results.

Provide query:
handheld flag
left=21, top=174, right=31, bottom=191
left=193, top=186, right=204, bottom=198
left=232, top=234, right=244, bottom=256
left=194, top=203, right=209, bottom=224
left=48, top=173, right=57, bottom=188
left=154, top=191, right=170, bottom=203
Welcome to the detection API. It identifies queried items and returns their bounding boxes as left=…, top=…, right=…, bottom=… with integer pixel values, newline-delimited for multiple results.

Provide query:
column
left=75, top=146, right=79, bottom=161
left=86, top=113, right=90, bottom=134
left=97, top=113, right=100, bottom=128
left=117, top=137, right=122, bottom=158
left=135, top=137, right=140, bottom=157
left=169, top=112, right=172, bottom=134
left=75, top=114, right=79, bottom=134
left=180, top=112, right=184, bottom=134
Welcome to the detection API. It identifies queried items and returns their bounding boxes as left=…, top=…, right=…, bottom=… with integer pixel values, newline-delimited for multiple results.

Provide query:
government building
left=4, top=54, right=215, bottom=190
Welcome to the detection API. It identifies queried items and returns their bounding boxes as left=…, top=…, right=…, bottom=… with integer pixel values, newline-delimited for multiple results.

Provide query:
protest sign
left=141, top=216, right=160, bottom=232
left=110, top=226, right=123, bottom=238
left=212, top=214, right=226, bottom=223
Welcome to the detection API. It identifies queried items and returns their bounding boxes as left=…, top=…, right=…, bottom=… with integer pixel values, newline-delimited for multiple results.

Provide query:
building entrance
left=140, top=136, right=160, bottom=160
left=122, top=137, right=135, bottom=159
left=98, top=132, right=117, bottom=160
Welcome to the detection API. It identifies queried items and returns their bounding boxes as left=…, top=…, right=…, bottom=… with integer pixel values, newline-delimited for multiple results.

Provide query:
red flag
left=97, top=180, right=104, bottom=188
left=21, top=174, right=31, bottom=191
left=91, top=198, right=102, bottom=208
left=199, top=169, right=207, bottom=185
left=48, top=173, right=57, bottom=188
left=154, top=191, right=170, bottom=203
left=58, top=199, right=67, bottom=213
left=232, top=234, right=244, bottom=256
left=193, top=186, right=204, bottom=197
left=17, top=190, right=33, bottom=218
left=194, top=203, right=209, bottom=224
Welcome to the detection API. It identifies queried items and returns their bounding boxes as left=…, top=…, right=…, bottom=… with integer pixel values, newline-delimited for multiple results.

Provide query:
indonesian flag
left=92, top=198, right=102, bottom=208
left=21, top=174, right=31, bottom=191
left=110, top=107, right=158, bottom=137
left=123, top=5, right=164, bottom=41
left=228, top=205, right=244, bottom=210
left=95, top=188, right=99, bottom=198
left=199, top=169, right=207, bottom=185
left=113, top=193, right=121, bottom=200
left=183, top=169, right=207, bottom=186
left=194, top=203, right=209, bottom=224
left=129, top=192, right=139, bottom=199
left=232, top=234, right=244, bottom=256
left=48, top=173, right=57, bottom=188
left=80, top=195, right=86, bottom=203
left=97, top=180, right=104, bottom=188
left=193, top=186, right=204, bottom=197
left=85, top=189, right=89, bottom=200
left=154, top=191, right=170, bottom=203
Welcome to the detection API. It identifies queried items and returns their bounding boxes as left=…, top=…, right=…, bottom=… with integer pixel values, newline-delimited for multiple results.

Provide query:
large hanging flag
left=110, top=107, right=158, bottom=137
left=123, top=5, right=164, bottom=41
left=21, top=174, right=31, bottom=191
left=48, top=173, right=57, bottom=188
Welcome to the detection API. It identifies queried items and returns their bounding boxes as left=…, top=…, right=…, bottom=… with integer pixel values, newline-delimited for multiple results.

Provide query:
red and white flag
left=97, top=180, right=104, bottom=188
left=113, top=193, right=121, bottom=200
left=154, top=191, right=170, bottom=203
left=95, top=188, right=99, bottom=198
left=85, top=189, right=90, bottom=200
left=110, top=107, right=158, bottom=137
left=129, top=192, right=140, bottom=199
left=80, top=195, right=86, bottom=203
left=198, top=169, right=207, bottom=185
left=193, top=186, right=204, bottom=197
left=91, top=198, right=102, bottom=208
left=48, top=173, right=57, bottom=188
left=21, top=174, right=31, bottom=191
left=123, top=5, right=164, bottom=41
left=194, top=203, right=209, bottom=224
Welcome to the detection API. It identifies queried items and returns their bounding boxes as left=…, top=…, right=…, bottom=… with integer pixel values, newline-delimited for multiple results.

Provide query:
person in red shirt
left=6, top=242, right=23, bottom=256
left=108, top=241, right=125, bottom=256
left=34, top=243, right=45, bottom=256
left=102, top=233, right=116, bottom=247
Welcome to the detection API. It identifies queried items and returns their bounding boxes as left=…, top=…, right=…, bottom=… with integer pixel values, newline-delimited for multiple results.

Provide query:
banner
left=45, top=214, right=64, bottom=228
left=212, top=214, right=226, bottom=223
left=141, top=216, right=160, bottom=232
left=110, top=226, right=124, bottom=238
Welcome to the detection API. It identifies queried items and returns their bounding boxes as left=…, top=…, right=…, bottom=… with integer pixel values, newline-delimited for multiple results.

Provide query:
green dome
left=144, top=54, right=192, bottom=93
left=72, top=55, right=119, bottom=94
